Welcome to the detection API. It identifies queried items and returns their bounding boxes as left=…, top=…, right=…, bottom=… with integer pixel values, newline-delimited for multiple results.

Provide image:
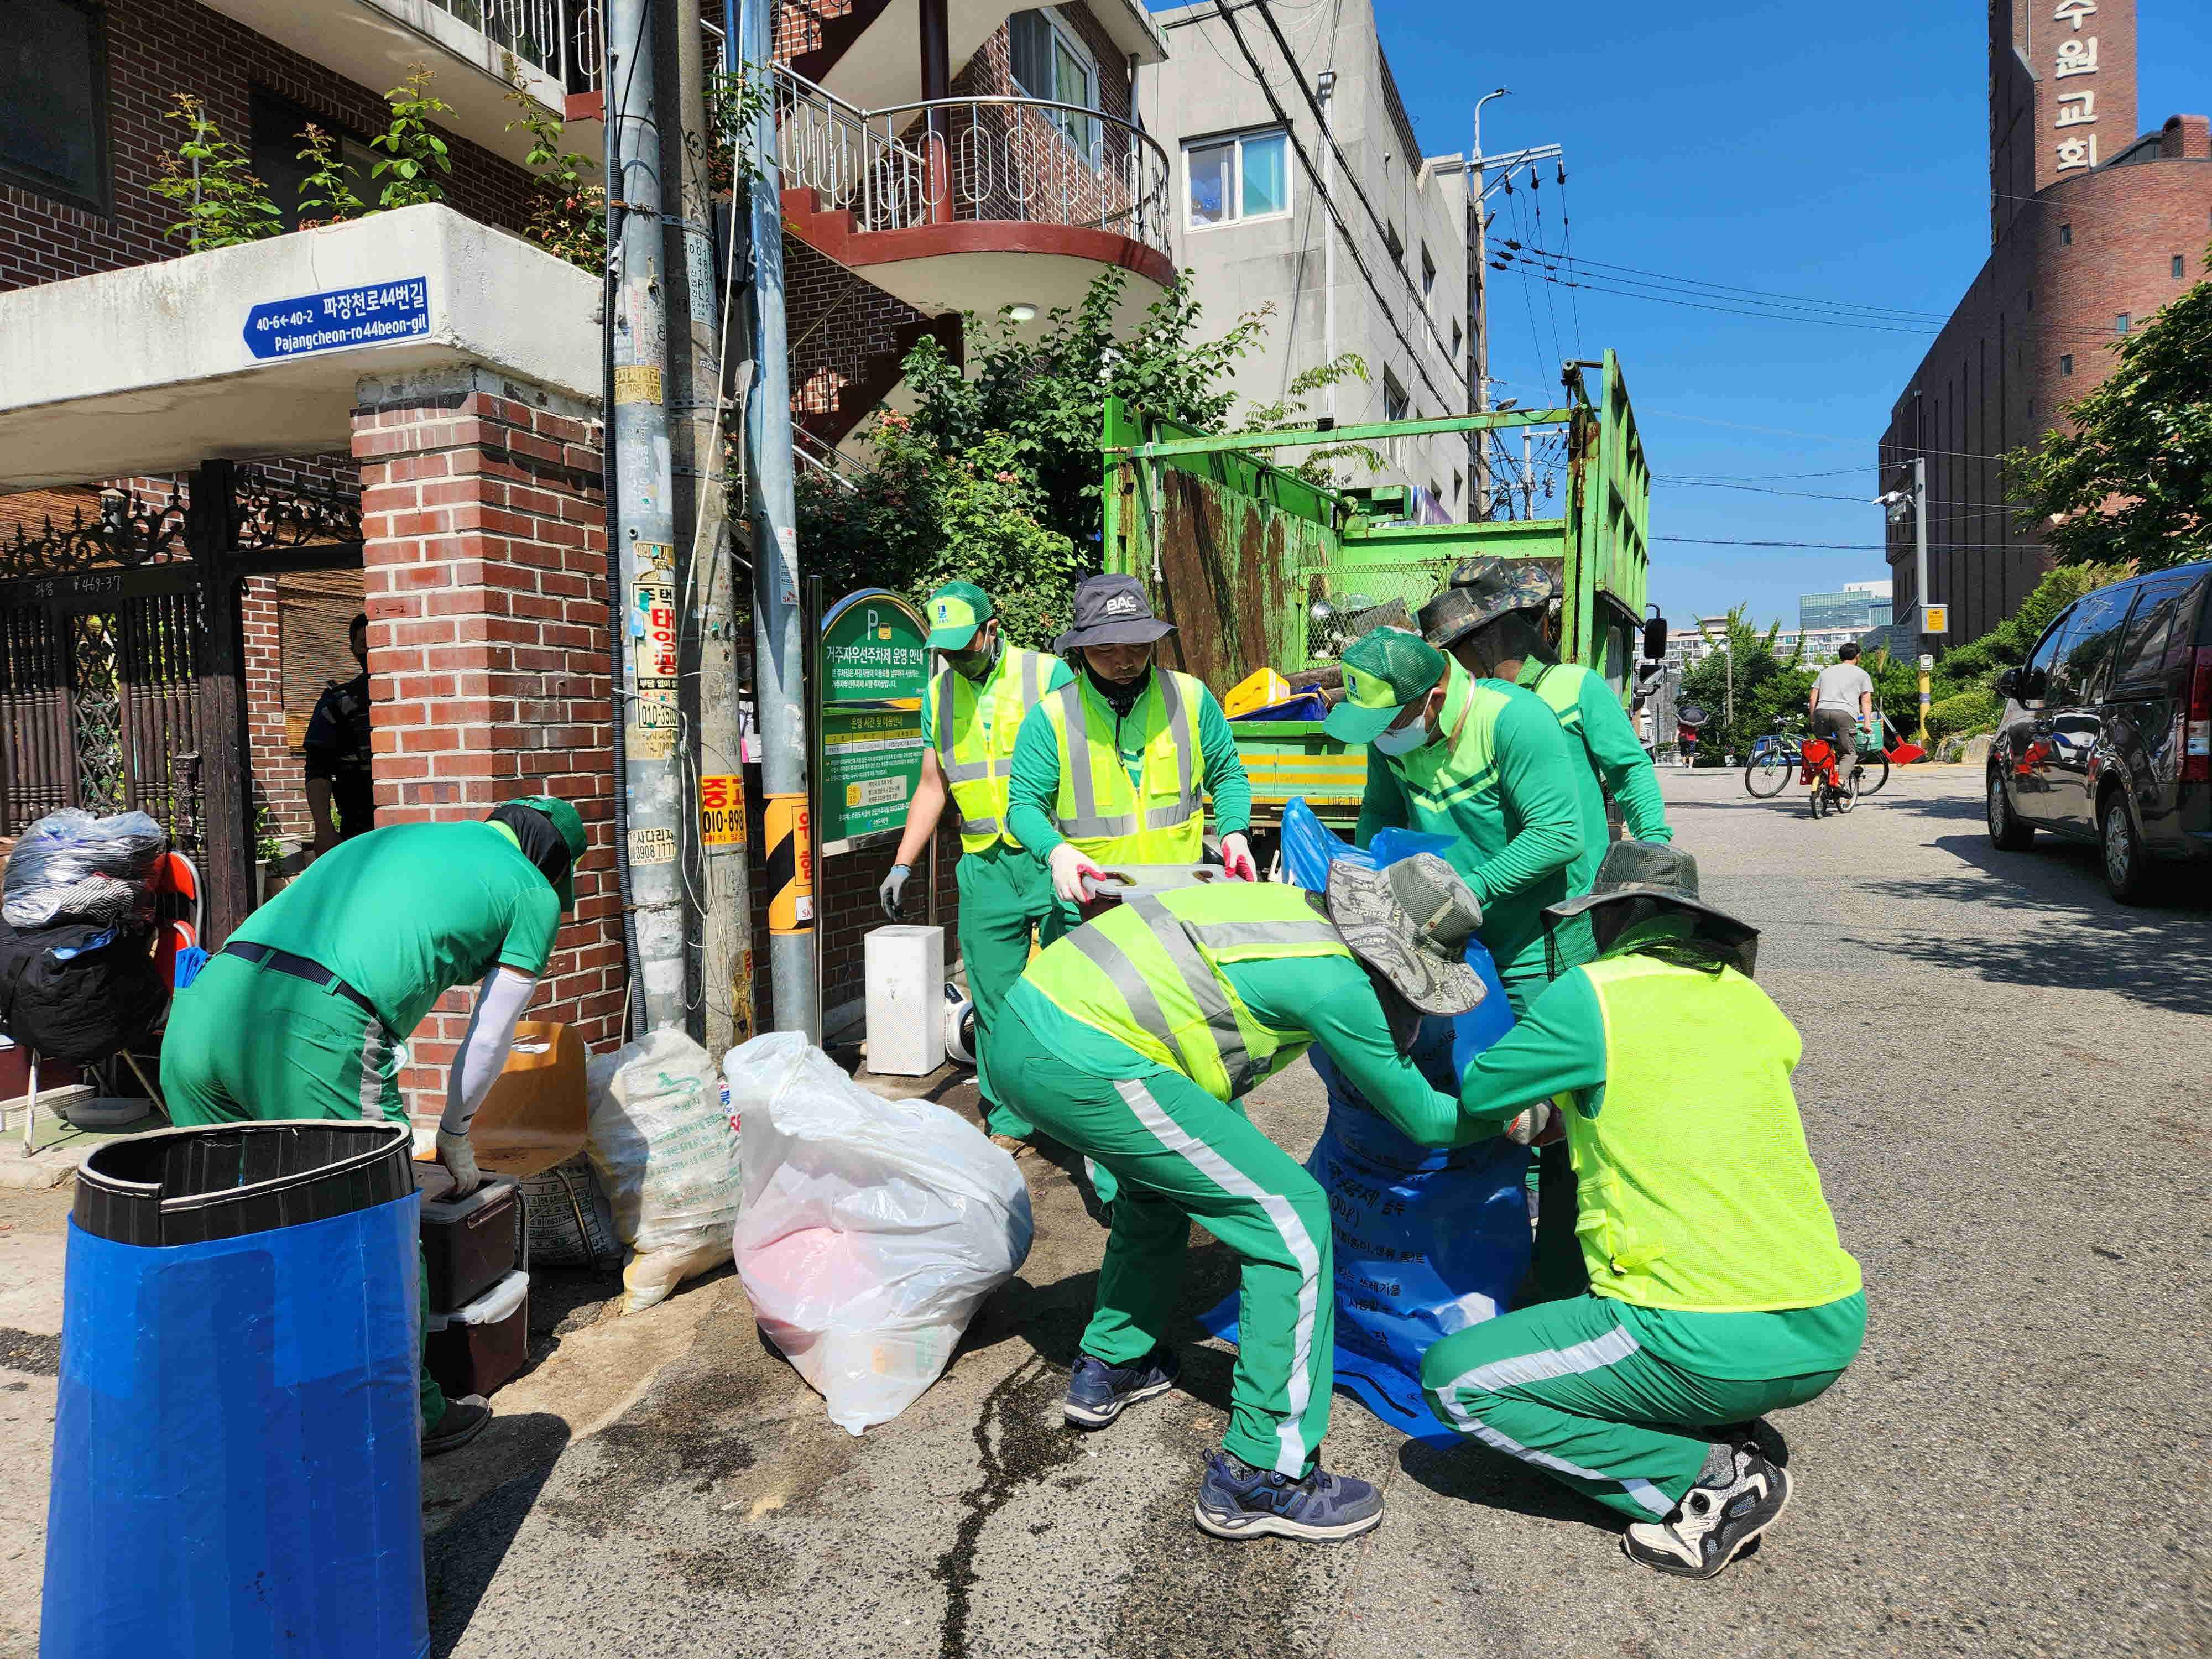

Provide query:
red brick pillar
left=350, top=366, right=624, bottom=1115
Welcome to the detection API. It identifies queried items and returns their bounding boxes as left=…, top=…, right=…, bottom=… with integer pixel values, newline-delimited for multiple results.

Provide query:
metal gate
left=0, top=463, right=362, bottom=939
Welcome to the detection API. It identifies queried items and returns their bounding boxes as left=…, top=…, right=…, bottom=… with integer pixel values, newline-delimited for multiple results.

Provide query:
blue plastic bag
left=1204, top=801, right=1530, bottom=1442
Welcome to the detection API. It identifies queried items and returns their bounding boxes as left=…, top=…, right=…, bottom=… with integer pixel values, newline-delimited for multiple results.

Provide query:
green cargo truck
left=1100, top=350, right=1661, bottom=834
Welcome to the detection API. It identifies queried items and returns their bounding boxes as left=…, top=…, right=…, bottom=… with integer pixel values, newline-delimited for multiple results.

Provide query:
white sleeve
left=440, top=967, right=539, bottom=1137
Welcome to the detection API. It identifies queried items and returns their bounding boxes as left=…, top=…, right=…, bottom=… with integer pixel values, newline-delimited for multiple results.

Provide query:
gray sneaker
left=1622, top=1446, right=1791, bottom=1578
left=1193, top=1449, right=1385, bottom=1543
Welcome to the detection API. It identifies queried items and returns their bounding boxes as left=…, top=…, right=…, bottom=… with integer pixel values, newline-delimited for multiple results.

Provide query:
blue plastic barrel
left=41, top=1121, right=427, bottom=1659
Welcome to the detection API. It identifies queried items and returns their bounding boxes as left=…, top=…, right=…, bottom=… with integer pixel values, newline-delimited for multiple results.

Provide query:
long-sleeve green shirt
left=1518, top=659, right=1672, bottom=851
left=1006, top=951, right=1469, bottom=1146
left=1005, top=671, right=1253, bottom=857
left=1455, top=963, right=1866, bottom=1379
left=1353, top=667, right=1589, bottom=982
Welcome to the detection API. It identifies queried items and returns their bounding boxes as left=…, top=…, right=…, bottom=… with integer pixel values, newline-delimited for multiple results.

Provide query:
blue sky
left=1185, top=0, right=2209, bottom=631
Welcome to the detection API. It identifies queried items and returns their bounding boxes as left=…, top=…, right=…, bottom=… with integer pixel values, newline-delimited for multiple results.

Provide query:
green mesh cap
left=924, top=581, right=994, bottom=651
left=494, top=795, right=587, bottom=914
left=1324, top=627, right=1447, bottom=743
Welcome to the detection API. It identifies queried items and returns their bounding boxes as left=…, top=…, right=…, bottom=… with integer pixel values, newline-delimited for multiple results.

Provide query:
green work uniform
left=1422, top=952, right=1865, bottom=1520
left=1353, top=658, right=1594, bottom=1010
left=1006, top=669, right=1253, bottom=940
left=161, top=819, right=562, bottom=1431
left=1004, top=883, right=1475, bottom=1476
left=920, top=645, right=1072, bottom=1138
left=1517, top=658, right=1672, bottom=849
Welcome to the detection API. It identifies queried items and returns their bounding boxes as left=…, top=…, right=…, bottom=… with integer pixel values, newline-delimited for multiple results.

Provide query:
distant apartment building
left=1878, top=0, right=2210, bottom=644
left=1798, top=578, right=1893, bottom=634
left=1139, top=0, right=1472, bottom=517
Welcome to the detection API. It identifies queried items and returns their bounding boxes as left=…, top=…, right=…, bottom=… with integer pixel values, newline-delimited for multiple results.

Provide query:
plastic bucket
left=41, top=1120, right=428, bottom=1659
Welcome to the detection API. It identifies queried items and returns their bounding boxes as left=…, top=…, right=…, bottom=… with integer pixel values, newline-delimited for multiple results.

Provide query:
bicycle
left=1801, top=736, right=1856, bottom=818
left=1745, top=713, right=1894, bottom=800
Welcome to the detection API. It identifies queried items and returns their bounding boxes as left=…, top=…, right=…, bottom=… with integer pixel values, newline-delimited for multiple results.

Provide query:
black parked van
left=1986, top=559, right=2212, bottom=902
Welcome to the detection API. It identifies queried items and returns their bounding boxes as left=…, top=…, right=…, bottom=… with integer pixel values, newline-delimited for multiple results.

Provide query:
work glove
left=1048, top=842, right=1107, bottom=905
left=1219, top=832, right=1258, bottom=882
left=436, top=1129, right=485, bottom=1197
left=1503, top=1101, right=1563, bottom=1147
left=879, top=862, right=912, bottom=921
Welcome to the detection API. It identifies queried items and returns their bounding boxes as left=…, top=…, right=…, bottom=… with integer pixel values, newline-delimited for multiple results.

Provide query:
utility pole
left=1912, top=455, right=1932, bottom=747
left=739, top=0, right=819, bottom=1041
left=1468, top=87, right=1507, bottom=518
left=661, top=0, right=749, bottom=1052
left=1317, top=69, right=1338, bottom=423
left=606, top=0, right=688, bottom=1031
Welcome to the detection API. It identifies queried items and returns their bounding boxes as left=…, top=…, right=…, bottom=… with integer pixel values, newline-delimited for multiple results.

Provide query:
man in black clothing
left=305, top=612, right=374, bottom=859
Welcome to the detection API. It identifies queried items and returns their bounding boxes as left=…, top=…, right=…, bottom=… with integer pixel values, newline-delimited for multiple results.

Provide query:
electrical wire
left=1505, top=242, right=1952, bottom=321
left=1655, top=536, right=2032, bottom=550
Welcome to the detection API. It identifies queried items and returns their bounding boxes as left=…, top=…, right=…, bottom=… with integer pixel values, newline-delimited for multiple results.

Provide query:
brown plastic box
left=418, top=1171, right=520, bottom=1313
left=424, top=1269, right=529, bottom=1399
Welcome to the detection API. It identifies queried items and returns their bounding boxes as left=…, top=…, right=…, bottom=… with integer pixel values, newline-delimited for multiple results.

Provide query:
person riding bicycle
left=1806, top=645, right=1875, bottom=792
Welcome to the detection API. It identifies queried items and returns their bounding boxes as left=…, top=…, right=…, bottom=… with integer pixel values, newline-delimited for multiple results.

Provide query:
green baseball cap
left=497, top=795, right=587, bottom=914
left=924, top=582, right=994, bottom=651
left=1324, top=627, right=1447, bottom=744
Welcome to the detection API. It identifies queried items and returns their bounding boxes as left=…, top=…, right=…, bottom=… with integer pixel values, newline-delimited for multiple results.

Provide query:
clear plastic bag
left=726, top=1031, right=1033, bottom=1434
left=584, top=1030, right=743, bottom=1313
left=2, top=810, right=168, bottom=931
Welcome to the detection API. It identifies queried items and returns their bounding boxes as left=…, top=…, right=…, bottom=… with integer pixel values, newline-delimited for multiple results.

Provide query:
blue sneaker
left=1062, top=1348, right=1180, bottom=1427
left=1193, top=1449, right=1385, bottom=1542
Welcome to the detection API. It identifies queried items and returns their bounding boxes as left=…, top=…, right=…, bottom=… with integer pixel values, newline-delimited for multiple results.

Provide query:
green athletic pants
left=994, top=1004, right=1333, bottom=1476
left=1420, top=1293, right=1846, bottom=1521
left=956, top=845, right=1058, bottom=1139
left=161, top=951, right=446, bottom=1430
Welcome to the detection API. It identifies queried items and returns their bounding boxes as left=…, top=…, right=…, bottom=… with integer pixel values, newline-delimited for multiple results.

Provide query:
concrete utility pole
left=1913, top=455, right=1932, bottom=746
left=1469, top=87, right=1507, bottom=518
left=739, top=0, right=820, bottom=1041
left=661, top=0, right=750, bottom=1052
left=606, top=0, right=688, bottom=1031
left=1317, top=69, right=1338, bottom=423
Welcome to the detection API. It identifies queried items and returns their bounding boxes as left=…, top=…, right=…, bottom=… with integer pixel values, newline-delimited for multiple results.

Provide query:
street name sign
left=244, top=278, right=430, bottom=360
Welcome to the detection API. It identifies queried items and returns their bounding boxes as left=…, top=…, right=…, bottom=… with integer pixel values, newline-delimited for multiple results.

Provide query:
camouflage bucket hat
left=1324, top=852, right=1486, bottom=1016
left=1544, top=841, right=1760, bottom=974
left=1420, top=557, right=1559, bottom=649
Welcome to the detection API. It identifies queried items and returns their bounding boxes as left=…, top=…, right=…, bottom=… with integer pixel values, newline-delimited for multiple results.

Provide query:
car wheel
left=2100, top=791, right=2156, bottom=904
left=1986, top=768, right=2034, bottom=851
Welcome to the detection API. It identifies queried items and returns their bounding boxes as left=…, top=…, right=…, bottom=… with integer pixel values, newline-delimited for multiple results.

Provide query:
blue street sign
left=243, top=278, right=430, bottom=361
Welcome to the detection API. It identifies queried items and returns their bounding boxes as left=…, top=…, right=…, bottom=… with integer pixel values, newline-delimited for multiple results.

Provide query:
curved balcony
left=775, top=69, right=1177, bottom=327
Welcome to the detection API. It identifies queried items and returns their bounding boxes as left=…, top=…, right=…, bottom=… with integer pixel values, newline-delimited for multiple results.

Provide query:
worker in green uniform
left=1422, top=841, right=1864, bottom=1579
left=1419, top=560, right=1673, bottom=1303
left=1419, top=558, right=1671, bottom=847
left=996, top=853, right=1493, bottom=1542
left=160, top=796, right=587, bottom=1458
left=1328, top=627, right=1588, bottom=1018
left=1006, top=572, right=1256, bottom=929
left=879, top=582, right=1072, bottom=1149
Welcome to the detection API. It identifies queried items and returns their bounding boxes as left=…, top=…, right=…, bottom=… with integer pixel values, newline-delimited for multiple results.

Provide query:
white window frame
left=1181, top=124, right=1293, bottom=233
left=1010, top=7, right=1102, bottom=162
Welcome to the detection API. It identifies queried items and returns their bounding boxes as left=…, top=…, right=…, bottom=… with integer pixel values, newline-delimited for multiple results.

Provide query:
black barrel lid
left=74, top=1119, right=416, bottom=1246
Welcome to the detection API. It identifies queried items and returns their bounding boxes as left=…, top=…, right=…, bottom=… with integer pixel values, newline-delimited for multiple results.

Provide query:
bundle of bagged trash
left=0, top=810, right=171, bottom=1062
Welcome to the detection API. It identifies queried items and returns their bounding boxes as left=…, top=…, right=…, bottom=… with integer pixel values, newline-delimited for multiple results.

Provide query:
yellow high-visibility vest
left=932, top=647, right=1056, bottom=854
left=1039, top=669, right=1207, bottom=865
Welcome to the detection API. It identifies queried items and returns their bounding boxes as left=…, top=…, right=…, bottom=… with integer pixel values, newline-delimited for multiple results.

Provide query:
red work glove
left=1219, top=832, right=1258, bottom=881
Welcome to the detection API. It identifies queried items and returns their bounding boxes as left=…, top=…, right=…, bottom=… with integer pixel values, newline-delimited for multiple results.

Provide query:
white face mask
left=1373, top=706, right=1431, bottom=756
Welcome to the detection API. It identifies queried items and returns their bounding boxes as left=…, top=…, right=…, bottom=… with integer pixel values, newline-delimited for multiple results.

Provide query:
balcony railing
left=774, top=66, right=1172, bottom=260
left=419, top=0, right=570, bottom=80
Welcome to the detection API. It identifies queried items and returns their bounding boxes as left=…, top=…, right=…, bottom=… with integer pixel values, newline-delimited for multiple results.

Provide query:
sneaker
left=1062, top=1348, right=1179, bottom=1428
left=1622, top=1445, right=1792, bottom=1578
left=421, top=1395, right=492, bottom=1457
left=1193, top=1449, right=1385, bottom=1542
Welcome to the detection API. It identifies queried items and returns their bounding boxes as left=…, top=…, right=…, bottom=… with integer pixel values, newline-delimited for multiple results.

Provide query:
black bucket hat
left=1053, top=573, right=1176, bottom=653
left=1545, top=841, right=1759, bottom=974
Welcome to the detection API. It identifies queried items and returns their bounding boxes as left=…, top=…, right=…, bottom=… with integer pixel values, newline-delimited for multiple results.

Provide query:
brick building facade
left=1880, top=1, right=2211, bottom=645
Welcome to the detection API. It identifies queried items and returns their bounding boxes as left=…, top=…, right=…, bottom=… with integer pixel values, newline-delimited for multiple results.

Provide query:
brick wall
left=784, top=232, right=935, bottom=427
left=350, top=363, right=622, bottom=1115
left=1, top=0, right=535, bottom=292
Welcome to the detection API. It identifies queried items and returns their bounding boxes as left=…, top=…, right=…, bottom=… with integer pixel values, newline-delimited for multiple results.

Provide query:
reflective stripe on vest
left=935, top=648, right=1052, bottom=852
left=1026, top=883, right=1350, bottom=1100
left=1044, top=669, right=1206, bottom=862
left=1564, top=954, right=1864, bottom=1313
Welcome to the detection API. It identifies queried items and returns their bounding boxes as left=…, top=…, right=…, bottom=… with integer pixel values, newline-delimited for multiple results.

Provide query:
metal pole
left=740, top=0, right=820, bottom=1041
left=1470, top=87, right=1506, bottom=518
left=607, top=0, right=687, bottom=1030
left=1913, top=454, right=1932, bottom=747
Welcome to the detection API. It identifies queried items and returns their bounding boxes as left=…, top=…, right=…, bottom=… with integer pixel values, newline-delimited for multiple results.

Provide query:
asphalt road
left=23, top=764, right=2205, bottom=1657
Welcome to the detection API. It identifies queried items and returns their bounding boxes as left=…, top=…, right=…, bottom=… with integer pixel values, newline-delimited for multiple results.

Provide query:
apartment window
left=1450, top=317, right=1462, bottom=358
left=2174, top=254, right=2187, bottom=279
left=1183, top=127, right=1288, bottom=228
left=0, top=0, right=108, bottom=213
left=2059, top=222, right=2073, bottom=245
left=1384, top=221, right=1405, bottom=268
left=1381, top=370, right=1409, bottom=424
left=2028, top=399, right=2036, bottom=422
left=1010, top=9, right=1099, bottom=155
left=1420, top=244, right=1436, bottom=300
left=2025, top=289, right=2033, bottom=312
left=2114, top=313, right=2131, bottom=335
left=249, top=92, right=378, bottom=233
left=2059, top=354, right=2074, bottom=376
left=1451, top=469, right=1464, bottom=503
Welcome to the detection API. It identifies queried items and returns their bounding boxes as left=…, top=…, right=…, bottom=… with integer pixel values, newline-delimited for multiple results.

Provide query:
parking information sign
left=243, top=278, right=430, bottom=359
left=817, top=588, right=929, bottom=855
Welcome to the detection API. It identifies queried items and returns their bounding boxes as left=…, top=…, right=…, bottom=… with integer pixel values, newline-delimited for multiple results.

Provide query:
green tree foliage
left=1674, top=608, right=1816, bottom=761
left=295, top=123, right=364, bottom=226
left=149, top=93, right=281, bottom=250
left=2005, top=242, right=2211, bottom=572
left=1235, top=353, right=1387, bottom=487
left=371, top=66, right=454, bottom=209
left=503, top=60, right=602, bottom=272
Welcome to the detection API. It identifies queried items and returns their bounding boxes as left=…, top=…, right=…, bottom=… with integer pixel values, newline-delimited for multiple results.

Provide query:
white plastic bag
left=726, top=1031, right=1032, bottom=1434
left=585, top=1029, right=743, bottom=1313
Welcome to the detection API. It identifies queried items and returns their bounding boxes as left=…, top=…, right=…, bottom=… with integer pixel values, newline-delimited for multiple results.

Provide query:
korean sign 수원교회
left=2051, top=0, right=2101, bottom=173
left=817, top=589, right=929, bottom=854
left=244, top=279, right=430, bottom=359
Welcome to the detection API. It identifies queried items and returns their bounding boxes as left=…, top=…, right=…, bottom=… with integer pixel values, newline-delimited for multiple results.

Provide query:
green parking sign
left=817, top=589, right=930, bottom=855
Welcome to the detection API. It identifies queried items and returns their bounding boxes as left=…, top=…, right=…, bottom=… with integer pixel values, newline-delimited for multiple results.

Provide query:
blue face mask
left=1373, top=705, right=1431, bottom=756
